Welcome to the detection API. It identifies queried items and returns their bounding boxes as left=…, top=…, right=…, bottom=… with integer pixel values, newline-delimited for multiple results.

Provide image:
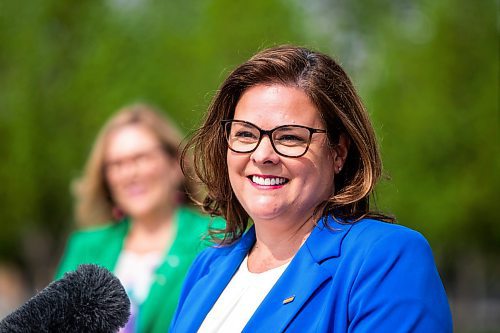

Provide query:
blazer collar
left=306, top=216, right=354, bottom=262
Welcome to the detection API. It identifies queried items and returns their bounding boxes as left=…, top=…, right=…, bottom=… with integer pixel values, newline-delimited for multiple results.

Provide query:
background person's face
left=227, top=84, right=336, bottom=225
left=104, top=124, right=179, bottom=219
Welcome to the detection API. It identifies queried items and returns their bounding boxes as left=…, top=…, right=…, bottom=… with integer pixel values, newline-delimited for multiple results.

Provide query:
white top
left=114, top=250, right=163, bottom=333
left=198, top=256, right=290, bottom=333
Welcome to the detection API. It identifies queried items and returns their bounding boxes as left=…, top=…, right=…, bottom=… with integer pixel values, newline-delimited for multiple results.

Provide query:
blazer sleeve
left=347, top=229, right=453, bottom=333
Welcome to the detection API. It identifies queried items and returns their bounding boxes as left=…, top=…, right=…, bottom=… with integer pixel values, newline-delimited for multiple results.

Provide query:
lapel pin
left=282, top=295, right=295, bottom=305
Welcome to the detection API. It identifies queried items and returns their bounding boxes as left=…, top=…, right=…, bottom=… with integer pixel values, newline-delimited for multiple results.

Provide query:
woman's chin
left=246, top=206, right=290, bottom=223
left=122, top=204, right=154, bottom=220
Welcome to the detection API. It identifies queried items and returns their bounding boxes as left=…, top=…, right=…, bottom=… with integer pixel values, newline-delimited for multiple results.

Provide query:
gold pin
left=282, top=295, right=295, bottom=305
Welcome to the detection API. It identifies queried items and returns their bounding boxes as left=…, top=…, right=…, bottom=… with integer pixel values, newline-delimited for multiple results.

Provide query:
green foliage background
left=0, top=0, right=498, bottom=330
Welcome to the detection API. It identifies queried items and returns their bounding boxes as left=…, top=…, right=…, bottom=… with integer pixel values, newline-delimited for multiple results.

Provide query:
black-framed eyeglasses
left=221, top=119, right=327, bottom=158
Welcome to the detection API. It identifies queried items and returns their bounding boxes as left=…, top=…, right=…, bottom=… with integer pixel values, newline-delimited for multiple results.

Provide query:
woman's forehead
left=105, top=125, right=160, bottom=158
left=233, top=84, right=324, bottom=129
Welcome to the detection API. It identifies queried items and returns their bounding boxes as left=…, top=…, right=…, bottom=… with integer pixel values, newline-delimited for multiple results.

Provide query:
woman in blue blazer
left=170, top=45, right=452, bottom=332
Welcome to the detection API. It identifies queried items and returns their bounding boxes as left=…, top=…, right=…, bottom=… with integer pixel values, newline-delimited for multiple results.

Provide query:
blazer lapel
left=243, top=218, right=354, bottom=332
left=179, top=228, right=256, bottom=332
left=243, top=249, right=331, bottom=332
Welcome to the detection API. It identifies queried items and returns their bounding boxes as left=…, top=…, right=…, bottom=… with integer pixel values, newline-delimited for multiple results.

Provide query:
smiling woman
left=171, top=46, right=453, bottom=332
left=55, top=104, right=217, bottom=333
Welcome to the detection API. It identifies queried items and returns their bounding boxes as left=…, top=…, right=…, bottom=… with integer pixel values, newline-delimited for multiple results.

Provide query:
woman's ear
left=333, top=134, right=350, bottom=174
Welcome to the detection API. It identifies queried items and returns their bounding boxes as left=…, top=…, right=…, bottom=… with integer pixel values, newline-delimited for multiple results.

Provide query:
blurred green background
left=0, top=0, right=498, bottom=331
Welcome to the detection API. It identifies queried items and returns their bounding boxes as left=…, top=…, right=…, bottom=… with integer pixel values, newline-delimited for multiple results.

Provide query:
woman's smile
left=249, top=174, right=289, bottom=188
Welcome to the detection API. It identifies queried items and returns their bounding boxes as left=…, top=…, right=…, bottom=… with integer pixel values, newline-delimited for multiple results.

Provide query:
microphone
left=0, top=264, right=130, bottom=333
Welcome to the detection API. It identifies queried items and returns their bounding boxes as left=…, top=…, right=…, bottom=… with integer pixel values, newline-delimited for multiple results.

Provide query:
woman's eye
left=234, top=130, right=257, bottom=140
left=276, top=134, right=307, bottom=144
left=108, top=161, right=121, bottom=170
left=135, top=153, right=148, bottom=163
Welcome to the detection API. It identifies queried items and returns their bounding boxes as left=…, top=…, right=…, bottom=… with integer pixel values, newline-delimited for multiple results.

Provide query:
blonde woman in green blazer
left=56, top=104, right=218, bottom=333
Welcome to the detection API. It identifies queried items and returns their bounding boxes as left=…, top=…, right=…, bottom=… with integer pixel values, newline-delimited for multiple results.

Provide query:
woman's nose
left=118, top=160, right=140, bottom=179
left=250, top=135, right=280, bottom=164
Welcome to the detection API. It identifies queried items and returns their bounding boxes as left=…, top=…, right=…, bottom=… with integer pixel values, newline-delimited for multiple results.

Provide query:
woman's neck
left=247, top=215, right=316, bottom=273
left=124, top=206, right=177, bottom=254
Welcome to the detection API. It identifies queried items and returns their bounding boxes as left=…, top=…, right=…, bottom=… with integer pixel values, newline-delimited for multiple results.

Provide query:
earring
left=112, top=206, right=125, bottom=221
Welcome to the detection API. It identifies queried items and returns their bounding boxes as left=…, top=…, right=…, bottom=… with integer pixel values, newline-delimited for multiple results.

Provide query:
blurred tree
left=0, top=0, right=307, bottom=276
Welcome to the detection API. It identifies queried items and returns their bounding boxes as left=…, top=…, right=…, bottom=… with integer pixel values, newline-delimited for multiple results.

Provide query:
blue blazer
left=170, top=218, right=452, bottom=332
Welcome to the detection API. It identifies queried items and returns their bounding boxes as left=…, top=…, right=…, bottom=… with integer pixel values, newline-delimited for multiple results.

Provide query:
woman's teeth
left=251, top=176, right=287, bottom=186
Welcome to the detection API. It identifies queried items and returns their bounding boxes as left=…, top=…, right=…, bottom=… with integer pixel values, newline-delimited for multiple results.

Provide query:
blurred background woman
left=56, top=104, right=215, bottom=333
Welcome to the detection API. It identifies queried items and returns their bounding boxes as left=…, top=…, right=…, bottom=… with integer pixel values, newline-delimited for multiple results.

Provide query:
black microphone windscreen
left=0, top=264, right=130, bottom=333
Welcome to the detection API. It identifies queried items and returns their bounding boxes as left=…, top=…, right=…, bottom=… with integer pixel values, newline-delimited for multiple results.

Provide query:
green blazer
left=56, top=207, right=216, bottom=333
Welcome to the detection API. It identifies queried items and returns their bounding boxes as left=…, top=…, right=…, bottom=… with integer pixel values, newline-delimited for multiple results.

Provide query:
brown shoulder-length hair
left=182, top=45, right=394, bottom=244
left=74, top=103, right=192, bottom=227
